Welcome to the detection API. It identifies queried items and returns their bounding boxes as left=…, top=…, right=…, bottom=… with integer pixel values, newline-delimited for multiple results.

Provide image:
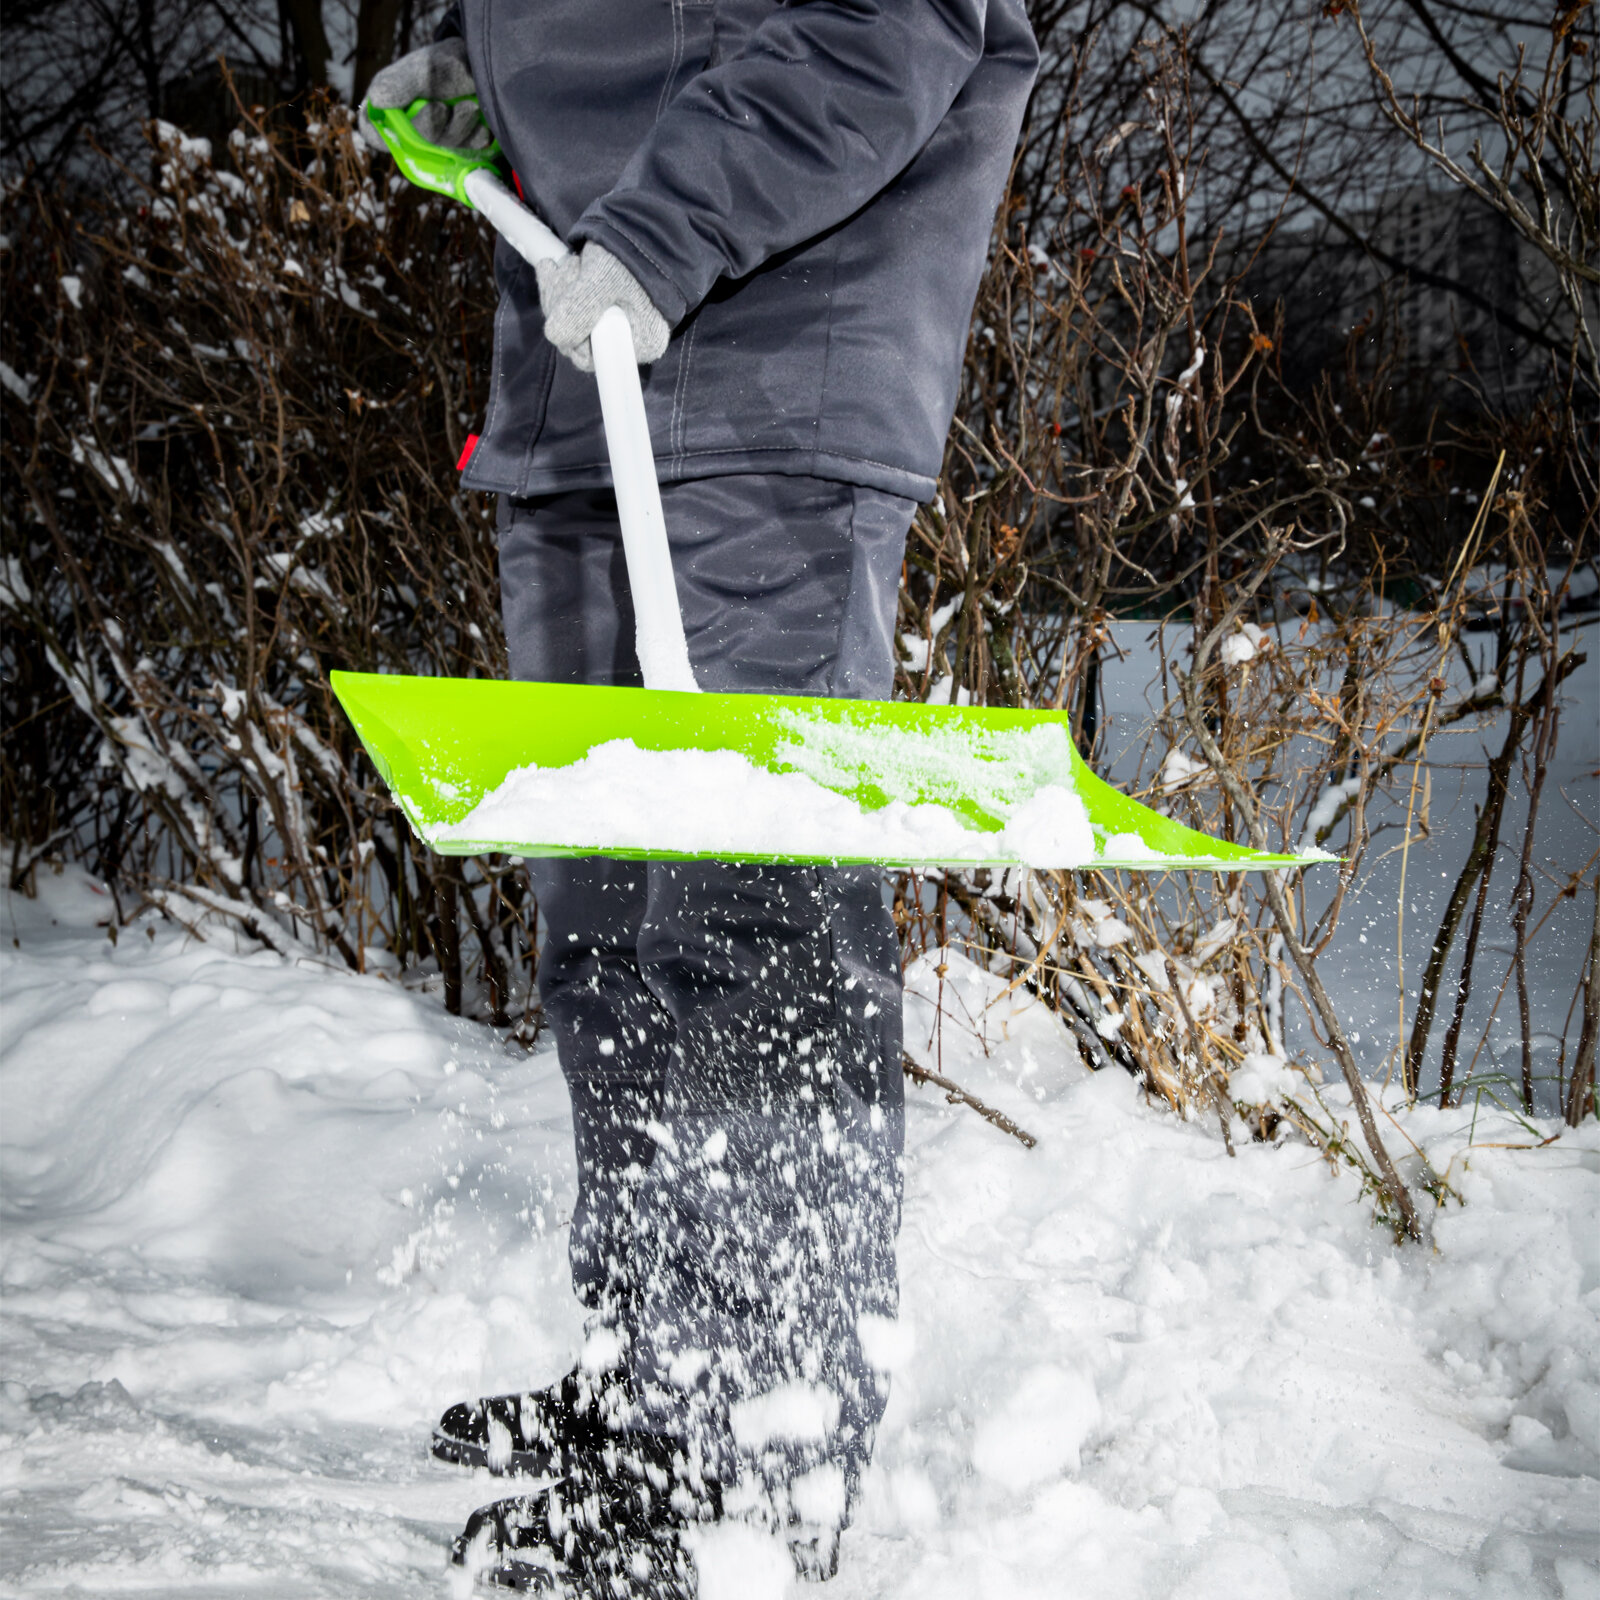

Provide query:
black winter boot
left=433, top=1362, right=635, bottom=1477
left=450, top=1430, right=719, bottom=1596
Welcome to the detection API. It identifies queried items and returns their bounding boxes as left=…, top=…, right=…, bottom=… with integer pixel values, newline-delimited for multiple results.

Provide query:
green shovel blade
left=330, top=671, right=1330, bottom=871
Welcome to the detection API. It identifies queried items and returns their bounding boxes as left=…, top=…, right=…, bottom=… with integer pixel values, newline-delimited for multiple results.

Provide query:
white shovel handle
left=464, top=168, right=699, bottom=694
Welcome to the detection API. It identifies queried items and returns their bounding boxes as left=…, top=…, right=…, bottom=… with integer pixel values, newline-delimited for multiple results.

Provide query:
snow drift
left=1, top=865, right=1596, bottom=1597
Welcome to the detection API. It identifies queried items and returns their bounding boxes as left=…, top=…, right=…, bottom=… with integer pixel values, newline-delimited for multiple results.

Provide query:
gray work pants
left=498, top=474, right=911, bottom=1519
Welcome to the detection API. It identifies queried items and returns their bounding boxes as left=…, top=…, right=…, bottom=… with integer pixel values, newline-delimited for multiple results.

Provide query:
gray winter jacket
left=445, top=0, right=1038, bottom=503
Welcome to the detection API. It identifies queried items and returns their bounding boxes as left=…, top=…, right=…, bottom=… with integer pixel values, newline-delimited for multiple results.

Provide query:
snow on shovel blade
left=330, top=671, right=1333, bottom=871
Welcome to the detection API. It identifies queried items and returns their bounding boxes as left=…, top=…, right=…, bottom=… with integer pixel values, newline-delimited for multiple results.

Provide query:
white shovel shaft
left=588, top=312, right=699, bottom=694
left=464, top=167, right=567, bottom=265
left=463, top=169, right=700, bottom=694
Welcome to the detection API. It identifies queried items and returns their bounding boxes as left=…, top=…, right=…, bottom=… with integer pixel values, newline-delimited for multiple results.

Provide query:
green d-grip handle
left=365, top=97, right=502, bottom=207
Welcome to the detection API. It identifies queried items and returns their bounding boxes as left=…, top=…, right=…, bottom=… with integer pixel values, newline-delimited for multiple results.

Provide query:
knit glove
left=535, top=243, right=672, bottom=372
left=359, top=38, right=491, bottom=155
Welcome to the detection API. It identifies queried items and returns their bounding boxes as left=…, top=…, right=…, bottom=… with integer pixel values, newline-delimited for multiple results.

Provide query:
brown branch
left=1566, top=877, right=1600, bottom=1127
left=903, top=1054, right=1038, bottom=1149
left=1176, top=667, right=1423, bottom=1241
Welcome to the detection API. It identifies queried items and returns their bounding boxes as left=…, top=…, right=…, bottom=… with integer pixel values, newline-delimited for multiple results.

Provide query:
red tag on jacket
left=456, top=433, right=480, bottom=472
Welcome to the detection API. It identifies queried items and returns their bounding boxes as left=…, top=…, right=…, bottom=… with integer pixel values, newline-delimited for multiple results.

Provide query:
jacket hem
left=465, top=447, right=933, bottom=504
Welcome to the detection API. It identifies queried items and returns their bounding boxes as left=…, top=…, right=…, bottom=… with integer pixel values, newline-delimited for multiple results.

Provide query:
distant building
left=1247, top=183, right=1594, bottom=412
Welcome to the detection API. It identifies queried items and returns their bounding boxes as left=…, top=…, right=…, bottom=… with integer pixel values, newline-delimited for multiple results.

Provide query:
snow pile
left=2, top=866, right=1596, bottom=1597
left=1, top=867, right=580, bottom=1597
left=1219, top=621, right=1272, bottom=667
left=1227, top=1050, right=1301, bottom=1105
left=886, top=950, right=1599, bottom=1598
left=1160, top=746, right=1212, bottom=791
left=429, top=737, right=1095, bottom=867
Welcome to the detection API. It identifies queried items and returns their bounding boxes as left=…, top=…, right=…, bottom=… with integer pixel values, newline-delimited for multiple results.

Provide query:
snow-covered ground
left=2, top=864, right=1597, bottom=1598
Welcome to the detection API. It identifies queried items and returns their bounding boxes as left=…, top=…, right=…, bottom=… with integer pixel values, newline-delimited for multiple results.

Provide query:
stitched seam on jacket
left=514, top=333, right=557, bottom=495
left=475, top=257, right=514, bottom=468
left=656, top=0, right=685, bottom=124
left=656, top=443, right=932, bottom=476
left=507, top=444, right=934, bottom=480
left=475, top=0, right=515, bottom=173
left=814, top=238, right=842, bottom=474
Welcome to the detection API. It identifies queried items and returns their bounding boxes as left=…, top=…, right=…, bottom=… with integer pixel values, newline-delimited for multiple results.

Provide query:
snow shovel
left=337, top=99, right=1331, bottom=872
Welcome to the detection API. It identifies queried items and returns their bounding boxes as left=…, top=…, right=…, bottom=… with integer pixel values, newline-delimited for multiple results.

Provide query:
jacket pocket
left=662, top=0, right=717, bottom=109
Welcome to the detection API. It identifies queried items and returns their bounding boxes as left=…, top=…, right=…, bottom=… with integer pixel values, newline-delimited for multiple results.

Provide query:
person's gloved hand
left=358, top=38, right=491, bottom=155
left=535, top=244, right=671, bottom=371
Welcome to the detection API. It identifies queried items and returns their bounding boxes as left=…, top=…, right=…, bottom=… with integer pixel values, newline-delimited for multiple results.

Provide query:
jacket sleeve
left=570, top=0, right=990, bottom=325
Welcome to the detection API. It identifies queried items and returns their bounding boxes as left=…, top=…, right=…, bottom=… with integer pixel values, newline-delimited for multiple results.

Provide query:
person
left=361, top=3, right=1036, bottom=1591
